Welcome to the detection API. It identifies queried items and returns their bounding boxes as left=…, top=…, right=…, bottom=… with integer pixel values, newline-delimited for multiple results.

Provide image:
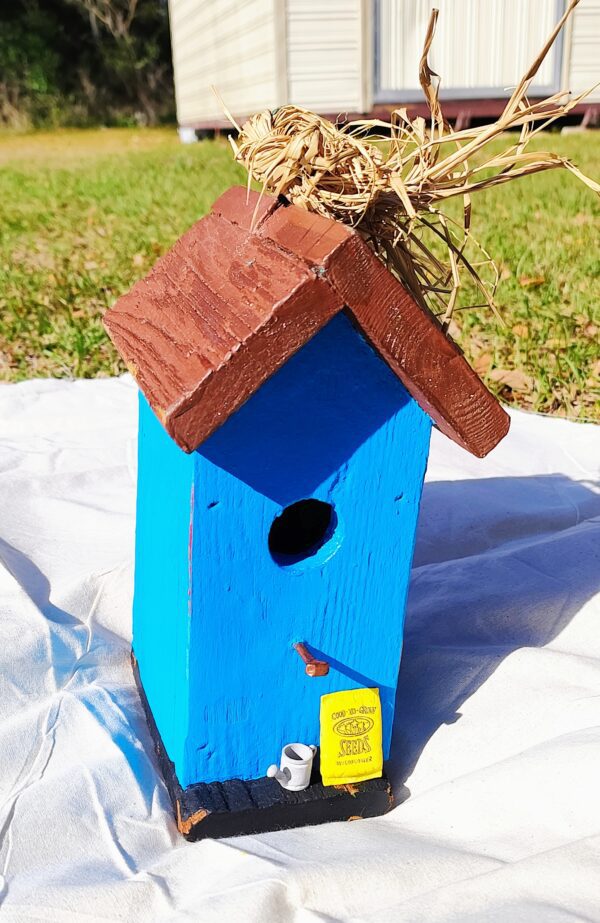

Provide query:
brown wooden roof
left=104, top=187, right=509, bottom=456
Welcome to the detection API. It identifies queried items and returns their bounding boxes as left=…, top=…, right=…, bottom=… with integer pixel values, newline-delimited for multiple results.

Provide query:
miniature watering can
left=267, top=743, right=317, bottom=791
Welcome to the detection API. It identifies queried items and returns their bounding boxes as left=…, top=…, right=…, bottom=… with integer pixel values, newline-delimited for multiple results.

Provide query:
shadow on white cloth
left=391, top=473, right=600, bottom=794
left=0, top=376, right=598, bottom=922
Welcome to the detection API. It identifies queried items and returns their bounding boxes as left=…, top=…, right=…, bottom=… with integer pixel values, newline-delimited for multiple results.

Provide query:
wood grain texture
left=132, top=393, right=195, bottom=771
left=187, top=314, right=431, bottom=784
left=257, top=198, right=351, bottom=265
left=105, top=210, right=342, bottom=452
left=134, top=315, right=432, bottom=786
left=132, top=652, right=394, bottom=841
left=255, top=195, right=510, bottom=458
left=104, top=185, right=509, bottom=457
left=170, top=271, right=342, bottom=453
left=174, top=774, right=393, bottom=841
left=210, top=184, right=280, bottom=230
left=326, top=235, right=511, bottom=458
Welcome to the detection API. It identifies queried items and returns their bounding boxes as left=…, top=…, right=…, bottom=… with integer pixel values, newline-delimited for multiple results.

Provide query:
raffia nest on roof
left=226, top=0, right=599, bottom=326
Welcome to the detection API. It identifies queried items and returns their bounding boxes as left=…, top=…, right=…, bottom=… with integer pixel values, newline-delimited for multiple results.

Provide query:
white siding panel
left=377, top=0, right=559, bottom=97
left=169, top=0, right=278, bottom=124
left=568, top=0, right=600, bottom=101
left=286, top=0, right=365, bottom=112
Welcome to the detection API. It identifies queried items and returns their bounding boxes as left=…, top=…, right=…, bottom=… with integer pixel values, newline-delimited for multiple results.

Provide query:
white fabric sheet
left=0, top=375, right=599, bottom=923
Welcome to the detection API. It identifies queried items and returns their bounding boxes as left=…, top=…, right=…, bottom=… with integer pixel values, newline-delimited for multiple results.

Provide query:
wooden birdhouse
left=104, top=187, right=509, bottom=840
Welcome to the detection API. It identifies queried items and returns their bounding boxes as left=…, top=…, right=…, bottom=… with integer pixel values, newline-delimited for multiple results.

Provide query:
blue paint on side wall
left=134, top=312, right=432, bottom=788
left=133, top=394, right=193, bottom=772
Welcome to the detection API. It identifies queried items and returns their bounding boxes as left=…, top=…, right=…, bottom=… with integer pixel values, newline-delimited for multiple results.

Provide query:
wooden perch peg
left=294, top=642, right=329, bottom=677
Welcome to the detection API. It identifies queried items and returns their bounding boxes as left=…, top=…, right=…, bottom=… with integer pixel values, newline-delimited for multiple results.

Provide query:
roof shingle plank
left=105, top=205, right=343, bottom=451
left=104, top=187, right=509, bottom=457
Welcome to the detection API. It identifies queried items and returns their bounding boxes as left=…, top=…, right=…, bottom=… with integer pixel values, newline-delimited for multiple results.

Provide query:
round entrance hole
left=269, top=499, right=336, bottom=566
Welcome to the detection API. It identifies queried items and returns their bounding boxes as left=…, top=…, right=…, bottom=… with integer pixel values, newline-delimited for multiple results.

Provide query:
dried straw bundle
left=226, top=0, right=599, bottom=325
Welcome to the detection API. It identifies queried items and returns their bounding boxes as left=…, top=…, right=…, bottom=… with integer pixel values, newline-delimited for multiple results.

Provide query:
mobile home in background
left=168, top=0, right=600, bottom=137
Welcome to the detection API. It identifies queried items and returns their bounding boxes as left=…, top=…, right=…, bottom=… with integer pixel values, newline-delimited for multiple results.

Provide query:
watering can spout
left=267, top=743, right=318, bottom=791
left=267, top=764, right=291, bottom=787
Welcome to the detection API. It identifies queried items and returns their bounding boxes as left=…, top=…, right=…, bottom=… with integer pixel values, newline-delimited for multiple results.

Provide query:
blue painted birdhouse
left=104, top=187, right=509, bottom=838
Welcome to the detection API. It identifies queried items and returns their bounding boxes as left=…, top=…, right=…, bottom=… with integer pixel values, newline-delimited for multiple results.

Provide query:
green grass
left=0, top=128, right=245, bottom=380
left=0, top=127, right=598, bottom=419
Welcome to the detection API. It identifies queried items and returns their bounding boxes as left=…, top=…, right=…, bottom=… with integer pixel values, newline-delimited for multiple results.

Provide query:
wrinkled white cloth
left=0, top=375, right=599, bottom=923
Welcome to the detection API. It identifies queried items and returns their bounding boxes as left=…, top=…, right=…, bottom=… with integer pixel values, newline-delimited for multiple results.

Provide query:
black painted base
left=132, top=653, right=394, bottom=841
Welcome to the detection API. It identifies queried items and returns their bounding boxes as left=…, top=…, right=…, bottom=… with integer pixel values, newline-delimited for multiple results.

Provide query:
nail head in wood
left=294, top=642, right=330, bottom=677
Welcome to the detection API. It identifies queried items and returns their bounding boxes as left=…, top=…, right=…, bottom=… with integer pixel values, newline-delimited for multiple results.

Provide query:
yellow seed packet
left=320, top=687, right=383, bottom=786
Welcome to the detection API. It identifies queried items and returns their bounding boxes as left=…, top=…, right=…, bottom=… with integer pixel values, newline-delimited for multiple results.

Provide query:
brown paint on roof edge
left=104, top=187, right=509, bottom=457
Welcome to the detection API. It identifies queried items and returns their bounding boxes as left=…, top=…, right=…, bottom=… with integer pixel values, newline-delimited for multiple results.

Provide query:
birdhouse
left=104, top=187, right=509, bottom=840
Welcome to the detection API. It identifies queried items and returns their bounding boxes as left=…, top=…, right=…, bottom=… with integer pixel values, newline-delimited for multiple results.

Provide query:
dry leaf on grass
left=512, top=323, right=530, bottom=337
left=519, top=276, right=546, bottom=288
left=473, top=353, right=493, bottom=375
left=489, top=369, right=535, bottom=392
